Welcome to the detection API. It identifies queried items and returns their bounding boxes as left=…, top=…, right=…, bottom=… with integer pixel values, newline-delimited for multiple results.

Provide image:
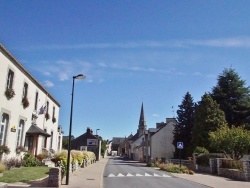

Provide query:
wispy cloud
left=152, top=114, right=160, bottom=117
left=42, top=80, right=54, bottom=87
left=23, top=36, right=250, bottom=51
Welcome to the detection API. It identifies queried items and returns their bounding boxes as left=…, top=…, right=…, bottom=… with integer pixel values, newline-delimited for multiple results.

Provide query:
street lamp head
left=74, top=74, right=86, bottom=79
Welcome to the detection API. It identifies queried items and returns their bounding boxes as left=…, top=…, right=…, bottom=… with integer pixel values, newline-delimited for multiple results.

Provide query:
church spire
left=139, top=102, right=145, bottom=124
left=138, top=102, right=146, bottom=136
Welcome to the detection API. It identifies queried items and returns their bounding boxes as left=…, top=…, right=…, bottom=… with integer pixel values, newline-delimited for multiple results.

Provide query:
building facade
left=0, top=44, right=63, bottom=160
left=150, top=118, right=176, bottom=161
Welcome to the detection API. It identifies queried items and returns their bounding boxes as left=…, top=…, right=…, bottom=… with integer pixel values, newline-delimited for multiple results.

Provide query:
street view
left=1, top=1, right=250, bottom=188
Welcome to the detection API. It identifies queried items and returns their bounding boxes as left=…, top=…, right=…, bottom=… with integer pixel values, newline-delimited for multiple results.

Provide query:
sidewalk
left=172, top=173, right=250, bottom=188
left=60, top=157, right=109, bottom=188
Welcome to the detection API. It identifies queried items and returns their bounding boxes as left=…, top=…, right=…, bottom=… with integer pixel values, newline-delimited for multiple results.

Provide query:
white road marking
left=108, top=173, right=116, bottom=177
left=136, top=173, right=143, bottom=176
left=153, top=173, right=161, bottom=177
left=117, top=173, right=125, bottom=177
left=106, top=173, right=172, bottom=178
left=162, top=174, right=171, bottom=177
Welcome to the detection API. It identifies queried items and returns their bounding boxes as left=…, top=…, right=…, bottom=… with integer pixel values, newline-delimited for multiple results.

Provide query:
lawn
left=0, top=166, right=51, bottom=183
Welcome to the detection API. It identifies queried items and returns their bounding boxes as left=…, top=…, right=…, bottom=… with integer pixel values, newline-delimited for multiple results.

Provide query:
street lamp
left=66, top=74, right=85, bottom=185
left=96, top=128, right=100, bottom=136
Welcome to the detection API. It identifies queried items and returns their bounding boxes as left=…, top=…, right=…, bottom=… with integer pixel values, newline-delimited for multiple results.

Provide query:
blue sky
left=1, top=1, right=250, bottom=140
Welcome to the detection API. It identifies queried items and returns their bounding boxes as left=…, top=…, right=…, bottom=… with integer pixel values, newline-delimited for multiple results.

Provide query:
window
left=58, top=136, right=61, bottom=151
left=0, top=113, right=9, bottom=145
left=6, top=69, right=14, bottom=89
left=16, top=120, right=24, bottom=147
left=46, top=101, right=49, bottom=114
left=34, top=92, right=38, bottom=111
left=45, top=101, right=50, bottom=120
left=22, top=82, right=28, bottom=99
left=52, top=106, right=55, bottom=118
left=50, top=131, right=53, bottom=149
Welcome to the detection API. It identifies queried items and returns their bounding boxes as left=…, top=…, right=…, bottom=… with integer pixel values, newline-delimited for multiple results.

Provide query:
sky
left=1, top=0, right=250, bottom=140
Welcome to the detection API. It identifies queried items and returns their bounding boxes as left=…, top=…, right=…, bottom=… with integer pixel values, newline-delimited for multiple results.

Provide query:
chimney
left=86, top=127, right=91, bottom=134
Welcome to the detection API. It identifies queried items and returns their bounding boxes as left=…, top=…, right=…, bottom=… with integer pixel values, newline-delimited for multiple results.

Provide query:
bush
left=0, top=163, right=6, bottom=173
left=71, top=150, right=83, bottom=165
left=194, top=146, right=209, bottom=157
left=51, top=150, right=67, bottom=166
left=4, top=158, right=21, bottom=169
left=196, top=154, right=210, bottom=166
left=164, top=163, right=187, bottom=173
left=221, top=159, right=243, bottom=170
left=16, top=146, right=26, bottom=154
left=0, top=145, right=10, bottom=154
left=22, top=153, right=39, bottom=167
left=36, top=152, right=47, bottom=161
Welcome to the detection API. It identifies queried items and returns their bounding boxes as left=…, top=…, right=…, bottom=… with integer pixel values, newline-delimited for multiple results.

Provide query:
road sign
left=177, top=142, right=184, bottom=149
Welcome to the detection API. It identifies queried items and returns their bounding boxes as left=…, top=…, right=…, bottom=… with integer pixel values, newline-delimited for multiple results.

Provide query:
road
left=103, top=157, right=208, bottom=188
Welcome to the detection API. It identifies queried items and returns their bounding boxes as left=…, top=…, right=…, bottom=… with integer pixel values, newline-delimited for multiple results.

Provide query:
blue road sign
left=177, top=142, right=184, bottom=149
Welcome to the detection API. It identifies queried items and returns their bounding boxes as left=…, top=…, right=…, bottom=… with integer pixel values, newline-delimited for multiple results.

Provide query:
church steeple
left=138, top=102, right=146, bottom=136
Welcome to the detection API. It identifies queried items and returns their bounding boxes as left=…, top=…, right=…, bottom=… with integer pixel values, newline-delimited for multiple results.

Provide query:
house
left=70, top=127, right=101, bottom=160
left=111, top=137, right=125, bottom=156
left=128, top=102, right=147, bottom=160
left=0, top=44, right=63, bottom=159
left=150, top=118, right=176, bottom=162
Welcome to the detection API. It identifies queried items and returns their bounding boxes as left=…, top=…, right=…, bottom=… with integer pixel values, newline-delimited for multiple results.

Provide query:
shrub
left=0, top=163, right=6, bottom=173
left=221, top=159, right=243, bottom=170
left=71, top=150, right=83, bottom=164
left=196, top=154, right=210, bottom=166
left=194, top=146, right=209, bottom=157
left=22, top=153, right=39, bottom=167
left=36, top=152, right=47, bottom=161
left=0, top=145, right=10, bottom=154
left=163, top=163, right=187, bottom=173
left=4, top=157, right=21, bottom=169
left=16, top=146, right=26, bottom=154
left=51, top=150, right=68, bottom=166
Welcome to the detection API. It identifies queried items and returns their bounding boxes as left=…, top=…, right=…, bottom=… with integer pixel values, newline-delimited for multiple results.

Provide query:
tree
left=191, top=93, right=227, bottom=151
left=173, top=92, right=195, bottom=159
left=211, top=68, right=250, bottom=127
left=209, top=126, right=250, bottom=160
left=101, top=140, right=107, bottom=157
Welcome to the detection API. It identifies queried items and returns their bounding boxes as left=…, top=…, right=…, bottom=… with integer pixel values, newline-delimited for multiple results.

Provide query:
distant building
left=71, top=128, right=101, bottom=160
left=0, top=44, right=63, bottom=159
left=111, top=137, right=125, bottom=155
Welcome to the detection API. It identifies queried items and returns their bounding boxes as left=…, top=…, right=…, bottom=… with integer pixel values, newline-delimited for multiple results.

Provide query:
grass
left=0, top=166, right=51, bottom=183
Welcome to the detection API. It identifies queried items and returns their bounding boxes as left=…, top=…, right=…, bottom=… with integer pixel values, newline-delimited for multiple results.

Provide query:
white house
left=0, top=44, right=63, bottom=160
left=150, top=118, right=176, bottom=162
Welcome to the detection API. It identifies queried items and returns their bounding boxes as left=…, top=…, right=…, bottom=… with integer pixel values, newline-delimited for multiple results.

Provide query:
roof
left=129, top=132, right=139, bottom=142
left=71, top=131, right=98, bottom=149
left=112, top=137, right=125, bottom=144
left=26, top=124, right=51, bottom=137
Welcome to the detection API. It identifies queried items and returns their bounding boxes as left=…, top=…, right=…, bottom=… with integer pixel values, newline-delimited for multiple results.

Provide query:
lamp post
left=66, top=74, right=85, bottom=185
left=96, top=128, right=100, bottom=136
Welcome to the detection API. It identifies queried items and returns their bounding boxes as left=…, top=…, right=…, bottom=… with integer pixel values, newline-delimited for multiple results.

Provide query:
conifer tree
left=191, top=93, right=227, bottom=151
left=211, top=68, right=250, bottom=127
left=173, top=92, right=195, bottom=159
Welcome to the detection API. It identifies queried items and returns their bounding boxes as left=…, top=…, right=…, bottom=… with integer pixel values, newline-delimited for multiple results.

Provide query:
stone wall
left=216, top=158, right=250, bottom=181
left=47, top=168, right=61, bottom=187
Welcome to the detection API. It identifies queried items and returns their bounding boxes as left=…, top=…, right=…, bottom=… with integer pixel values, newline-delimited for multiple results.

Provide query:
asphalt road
left=103, top=157, right=208, bottom=188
